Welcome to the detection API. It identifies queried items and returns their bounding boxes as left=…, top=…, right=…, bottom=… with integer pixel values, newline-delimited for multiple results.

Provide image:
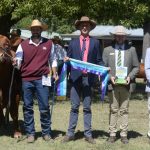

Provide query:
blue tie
left=81, top=38, right=86, bottom=60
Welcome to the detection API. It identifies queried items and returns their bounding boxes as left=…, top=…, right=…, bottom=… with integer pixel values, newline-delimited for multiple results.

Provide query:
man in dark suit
left=62, top=16, right=103, bottom=144
left=103, top=25, right=139, bottom=144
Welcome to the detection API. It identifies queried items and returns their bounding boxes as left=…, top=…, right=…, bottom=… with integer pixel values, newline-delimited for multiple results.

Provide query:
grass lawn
left=0, top=96, right=150, bottom=150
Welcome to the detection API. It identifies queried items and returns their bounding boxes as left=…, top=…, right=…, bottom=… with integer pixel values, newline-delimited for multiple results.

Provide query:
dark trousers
left=67, top=76, right=92, bottom=137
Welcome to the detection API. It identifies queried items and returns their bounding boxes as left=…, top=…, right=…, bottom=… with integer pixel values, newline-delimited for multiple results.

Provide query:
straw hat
left=110, top=25, right=130, bottom=35
left=75, top=16, right=96, bottom=30
left=28, top=19, right=48, bottom=31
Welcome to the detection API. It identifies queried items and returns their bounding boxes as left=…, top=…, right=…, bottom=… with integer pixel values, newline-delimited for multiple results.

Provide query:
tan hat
left=75, top=16, right=96, bottom=30
left=110, top=25, right=130, bottom=35
left=28, top=19, right=48, bottom=31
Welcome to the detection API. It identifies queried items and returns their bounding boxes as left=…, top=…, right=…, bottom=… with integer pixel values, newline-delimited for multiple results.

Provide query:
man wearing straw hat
left=15, top=19, right=58, bottom=143
left=103, top=25, right=139, bottom=144
left=62, top=16, right=104, bottom=144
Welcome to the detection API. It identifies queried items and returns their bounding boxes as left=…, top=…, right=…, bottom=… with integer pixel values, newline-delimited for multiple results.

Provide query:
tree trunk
left=0, top=14, right=13, bottom=37
left=142, top=22, right=150, bottom=61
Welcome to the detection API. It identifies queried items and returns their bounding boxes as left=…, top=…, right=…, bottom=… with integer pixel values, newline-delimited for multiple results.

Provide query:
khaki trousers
left=108, top=85, right=130, bottom=137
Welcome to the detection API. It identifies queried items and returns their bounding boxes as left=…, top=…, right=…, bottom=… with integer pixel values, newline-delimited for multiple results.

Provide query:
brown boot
left=107, top=136, right=116, bottom=143
left=43, top=135, right=53, bottom=142
left=85, top=136, right=96, bottom=144
left=27, top=135, right=35, bottom=143
left=121, top=136, right=129, bottom=144
left=62, top=135, right=75, bottom=143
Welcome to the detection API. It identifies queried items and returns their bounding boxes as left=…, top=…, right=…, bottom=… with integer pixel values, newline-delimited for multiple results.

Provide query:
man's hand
left=126, top=76, right=130, bottom=84
left=64, top=56, right=70, bottom=62
left=12, top=58, right=17, bottom=66
left=53, top=72, right=59, bottom=81
left=110, top=76, right=116, bottom=85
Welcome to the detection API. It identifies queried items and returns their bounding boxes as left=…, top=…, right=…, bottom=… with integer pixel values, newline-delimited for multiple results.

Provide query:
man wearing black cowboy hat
left=62, top=16, right=104, bottom=144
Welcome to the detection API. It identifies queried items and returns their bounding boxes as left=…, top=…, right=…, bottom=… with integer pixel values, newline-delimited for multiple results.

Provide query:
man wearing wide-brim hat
left=103, top=25, right=139, bottom=144
left=62, top=16, right=104, bottom=144
left=15, top=19, right=58, bottom=143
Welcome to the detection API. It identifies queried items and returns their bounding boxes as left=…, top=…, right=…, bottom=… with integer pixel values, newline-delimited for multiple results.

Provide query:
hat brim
left=27, top=24, right=48, bottom=31
left=75, top=20, right=96, bottom=30
left=110, top=32, right=130, bottom=36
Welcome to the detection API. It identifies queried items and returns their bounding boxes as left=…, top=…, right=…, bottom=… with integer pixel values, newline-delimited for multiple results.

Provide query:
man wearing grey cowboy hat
left=14, top=19, right=58, bottom=143
left=102, top=25, right=139, bottom=144
left=62, top=16, right=104, bottom=144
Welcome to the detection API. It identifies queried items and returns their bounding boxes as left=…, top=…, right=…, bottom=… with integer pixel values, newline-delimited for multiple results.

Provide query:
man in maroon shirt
left=15, top=19, right=58, bottom=143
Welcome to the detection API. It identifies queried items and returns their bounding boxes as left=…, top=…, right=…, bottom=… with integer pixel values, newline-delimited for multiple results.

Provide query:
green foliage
left=0, top=0, right=150, bottom=33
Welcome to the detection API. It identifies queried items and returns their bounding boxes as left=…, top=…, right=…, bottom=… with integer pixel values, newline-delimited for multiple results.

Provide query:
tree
left=0, top=0, right=150, bottom=47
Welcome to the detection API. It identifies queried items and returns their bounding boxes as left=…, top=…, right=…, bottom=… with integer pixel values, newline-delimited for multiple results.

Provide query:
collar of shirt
left=80, top=35, right=90, bottom=42
left=115, top=44, right=125, bottom=50
left=29, top=37, right=43, bottom=46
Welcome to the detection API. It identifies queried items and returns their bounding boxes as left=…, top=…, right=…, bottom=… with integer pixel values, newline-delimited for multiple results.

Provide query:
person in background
left=9, top=29, right=23, bottom=52
left=52, top=36, right=66, bottom=75
left=144, top=47, right=150, bottom=141
left=15, top=19, right=58, bottom=143
left=103, top=25, right=139, bottom=144
left=62, top=16, right=104, bottom=144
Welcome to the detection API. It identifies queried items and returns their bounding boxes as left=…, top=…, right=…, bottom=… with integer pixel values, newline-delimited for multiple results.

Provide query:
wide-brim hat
left=28, top=19, right=48, bottom=31
left=75, top=16, right=96, bottom=30
left=110, top=25, right=130, bottom=35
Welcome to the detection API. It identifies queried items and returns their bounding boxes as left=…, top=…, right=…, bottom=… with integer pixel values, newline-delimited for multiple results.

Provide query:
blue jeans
left=22, top=79, right=51, bottom=136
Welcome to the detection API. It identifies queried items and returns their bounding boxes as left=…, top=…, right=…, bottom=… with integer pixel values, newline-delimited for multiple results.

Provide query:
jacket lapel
left=76, top=38, right=82, bottom=59
left=87, top=38, right=93, bottom=60
left=110, top=46, right=116, bottom=67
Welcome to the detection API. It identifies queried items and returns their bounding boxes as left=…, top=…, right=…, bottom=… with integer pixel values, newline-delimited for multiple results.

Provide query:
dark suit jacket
left=67, top=37, right=103, bottom=85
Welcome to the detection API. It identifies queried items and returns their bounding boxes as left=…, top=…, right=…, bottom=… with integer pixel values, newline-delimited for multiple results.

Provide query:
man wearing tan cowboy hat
left=15, top=19, right=58, bottom=143
left=103, top=25, right=139, bottom=144
left=62, top=16, right=104, bottom=144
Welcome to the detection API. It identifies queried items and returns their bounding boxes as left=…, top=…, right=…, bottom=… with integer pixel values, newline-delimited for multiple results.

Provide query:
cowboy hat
left=75, top=16, right=96, bottom=30
left=28, top=19, right=48, bottom=31
left=110, top=25, right=130, bottom=35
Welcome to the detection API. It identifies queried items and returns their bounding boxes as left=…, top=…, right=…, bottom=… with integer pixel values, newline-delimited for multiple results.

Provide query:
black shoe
left=85, top=136, right=96, bottom=144
left=62, top=135, right=75, bottom=143
left=121, top=136, right=129, bottom=144
left=107, top=136, right=116, bottom=143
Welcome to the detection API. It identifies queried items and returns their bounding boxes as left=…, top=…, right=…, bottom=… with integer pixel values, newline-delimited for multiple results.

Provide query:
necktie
left=117, top=48, right=122, bottom=66
left=81, top=38, right=86, bottom=60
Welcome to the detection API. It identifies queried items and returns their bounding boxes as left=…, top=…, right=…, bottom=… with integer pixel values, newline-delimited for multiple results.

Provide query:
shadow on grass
left=73, top=130, right=143, bottom=140
left=34, top=130, right=66, bottom=140
left=73, top=130, right=109, bottom=140
left=128, top=130, right=143, bottom=139
left=114, top=130, right=143, bottom=141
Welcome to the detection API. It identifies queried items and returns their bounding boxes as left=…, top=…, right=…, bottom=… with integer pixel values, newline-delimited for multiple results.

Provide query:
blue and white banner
left=57, top=58, right=109, bottom=100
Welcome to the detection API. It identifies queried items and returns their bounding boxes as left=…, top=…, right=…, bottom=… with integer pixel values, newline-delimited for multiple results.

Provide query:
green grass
left=0, top=97, right=150, bottom=150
